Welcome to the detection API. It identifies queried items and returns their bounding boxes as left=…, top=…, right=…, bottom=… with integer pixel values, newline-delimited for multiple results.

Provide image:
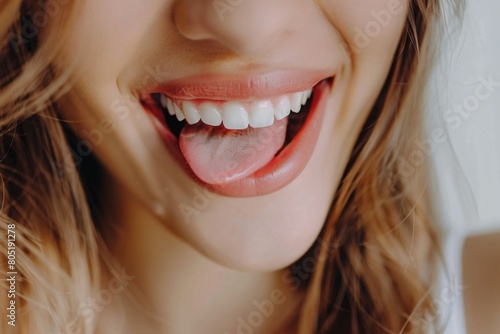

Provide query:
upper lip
left=141, top=69, right=333, bottom=101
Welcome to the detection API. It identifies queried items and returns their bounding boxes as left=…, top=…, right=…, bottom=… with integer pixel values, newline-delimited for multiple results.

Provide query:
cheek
left=55, top=1, right=180, bottom=205
left=317, top=0, right=408, bottom=142
left=321, top=0, right=408, bottom=59
left=58, top=0, right=166, bottom=89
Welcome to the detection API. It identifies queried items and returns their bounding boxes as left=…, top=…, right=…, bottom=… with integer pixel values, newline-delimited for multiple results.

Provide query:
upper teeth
left=158, top=89, right=313, bottom=130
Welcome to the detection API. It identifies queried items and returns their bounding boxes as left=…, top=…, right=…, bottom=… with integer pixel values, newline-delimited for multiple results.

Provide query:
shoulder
left=462, top=230, right=500, bottom=333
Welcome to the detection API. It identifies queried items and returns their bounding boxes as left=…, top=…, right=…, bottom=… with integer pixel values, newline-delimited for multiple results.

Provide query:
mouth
left=141, top=73, right=334, bottom=197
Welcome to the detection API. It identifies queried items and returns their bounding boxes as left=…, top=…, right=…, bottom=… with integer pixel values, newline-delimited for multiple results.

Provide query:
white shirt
left=437, top=230, right=467, bottom=334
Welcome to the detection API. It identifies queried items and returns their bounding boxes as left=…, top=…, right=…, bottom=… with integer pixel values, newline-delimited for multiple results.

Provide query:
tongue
left=179, top=119, right=288, bottom=185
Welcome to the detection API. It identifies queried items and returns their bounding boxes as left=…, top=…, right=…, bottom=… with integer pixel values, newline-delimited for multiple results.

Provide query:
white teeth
left=200, top=103, right=222, bottom=126
left=222, top=102, right=249, bottom=130
left=160, top=94, right=169, bottom=109
left=157, top=88, right=313, bottom=129
left=290, top=92, right=302, bottom=113
left=182, top=101, right=201, bottom=125
left=301, top=91, right=308, bottom=105
left=249, top=100, right=274, bottom=128
left=174, top=103, right=185, bottom=121
left=275, top=96, right=291, bottom=120
left=165, top=97, right=175, bottom=116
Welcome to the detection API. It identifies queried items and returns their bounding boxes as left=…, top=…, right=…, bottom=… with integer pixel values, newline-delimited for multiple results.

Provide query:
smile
left=155, top=89, right=313, bottom=129
left=141, top=71, right=334, bottom=197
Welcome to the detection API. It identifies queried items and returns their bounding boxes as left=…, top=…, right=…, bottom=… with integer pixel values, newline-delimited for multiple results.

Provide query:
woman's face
left=56, top=0, right=408, bottom=270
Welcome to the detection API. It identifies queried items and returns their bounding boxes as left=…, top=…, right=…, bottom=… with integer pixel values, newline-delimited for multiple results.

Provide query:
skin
left=463, top=232, right=500, bottom=333
left=53, top=0, right=409, bottom=332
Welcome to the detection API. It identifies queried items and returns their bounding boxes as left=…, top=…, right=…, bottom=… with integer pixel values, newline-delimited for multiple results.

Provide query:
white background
left=429, top=0, right=500, bottom=233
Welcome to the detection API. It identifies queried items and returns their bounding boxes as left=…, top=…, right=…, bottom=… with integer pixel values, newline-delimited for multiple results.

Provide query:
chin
left=162, top=150, right=339, bottom=272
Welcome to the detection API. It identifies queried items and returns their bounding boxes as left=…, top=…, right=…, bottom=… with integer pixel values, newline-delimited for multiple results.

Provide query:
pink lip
left=142, top=70, right=331, bottom=100
left=142, top=76, right=333, bottom=197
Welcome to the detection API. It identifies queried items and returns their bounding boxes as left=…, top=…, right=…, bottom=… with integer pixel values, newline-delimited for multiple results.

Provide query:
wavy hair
left=298, top=1, right=463, bottom=333
left=0, top=1, right=462, bottom=333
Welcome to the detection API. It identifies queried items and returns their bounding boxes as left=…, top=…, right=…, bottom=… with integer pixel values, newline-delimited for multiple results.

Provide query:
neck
left=97, top=178, right=302, bottom=334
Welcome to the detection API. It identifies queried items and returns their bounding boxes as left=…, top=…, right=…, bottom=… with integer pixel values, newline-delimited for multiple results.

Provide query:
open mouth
left=141, top=75, right=333, bottom=197
left=153, top=88, right=312, bottom=144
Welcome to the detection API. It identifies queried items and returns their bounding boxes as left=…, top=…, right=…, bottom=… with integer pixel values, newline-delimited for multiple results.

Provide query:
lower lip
left=144, top=79, right=332, bottom=197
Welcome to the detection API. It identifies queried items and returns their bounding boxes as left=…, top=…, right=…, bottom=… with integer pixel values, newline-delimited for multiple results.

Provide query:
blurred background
left=428, top=0, right=500, bottom=234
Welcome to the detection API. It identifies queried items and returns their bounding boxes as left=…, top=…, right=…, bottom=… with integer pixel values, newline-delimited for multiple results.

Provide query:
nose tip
left=174, top=0, right=297, bottom=57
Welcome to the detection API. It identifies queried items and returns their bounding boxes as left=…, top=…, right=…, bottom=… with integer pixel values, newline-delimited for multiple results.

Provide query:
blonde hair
left=0, top=1, right=462, bottom=333
left=1, top=2, right=103, bottom=333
